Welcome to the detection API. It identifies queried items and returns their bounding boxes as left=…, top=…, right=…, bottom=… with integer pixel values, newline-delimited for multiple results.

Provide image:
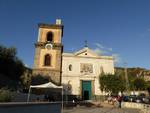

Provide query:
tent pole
left=27, top=87, right=31, bottom=102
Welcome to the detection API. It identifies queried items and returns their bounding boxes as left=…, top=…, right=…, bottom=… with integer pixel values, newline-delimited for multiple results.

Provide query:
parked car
left=135, top=96, right=142, bottom=103
left=136, top=93, right=146, bottom=103
left=129, top=95, right=137, bottom=102
left=142, top=97, right=150, bottom=104
left=122, top=96, right=129, bottom=102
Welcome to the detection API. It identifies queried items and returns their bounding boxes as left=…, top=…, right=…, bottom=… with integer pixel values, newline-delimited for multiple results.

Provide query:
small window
left=44, top=54, right=51, bottom=66
left=46, top=32, right=53, bottom=42
left=69, top=64, right=72, bottom=71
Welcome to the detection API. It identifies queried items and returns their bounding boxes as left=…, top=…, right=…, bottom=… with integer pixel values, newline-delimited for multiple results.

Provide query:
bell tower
left=33, top=19, right=63, bottom=85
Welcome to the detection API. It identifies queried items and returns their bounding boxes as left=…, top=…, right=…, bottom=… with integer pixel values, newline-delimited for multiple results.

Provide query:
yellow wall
left=38, top=28, right=62, bottom=43
left=38, top=49, right=57, bottom=69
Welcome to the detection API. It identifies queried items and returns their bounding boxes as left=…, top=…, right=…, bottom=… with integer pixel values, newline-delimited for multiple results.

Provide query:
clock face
left=45, top=43, right=53, bottom=50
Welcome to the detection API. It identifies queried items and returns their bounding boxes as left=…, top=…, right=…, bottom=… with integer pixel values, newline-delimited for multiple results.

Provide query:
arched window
left=46, top=32, right=53, bottom=42
left=44, top=54, right=51, bottom=66
left=69, top=64, right=72, bottom=71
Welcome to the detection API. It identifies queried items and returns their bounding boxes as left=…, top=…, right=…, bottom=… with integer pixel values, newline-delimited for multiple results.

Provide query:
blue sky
left=0, top=0, right=150, bottom=69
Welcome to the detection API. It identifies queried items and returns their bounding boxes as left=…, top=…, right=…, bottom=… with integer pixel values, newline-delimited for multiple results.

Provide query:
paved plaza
left=63, top=107, right=140, bottom=113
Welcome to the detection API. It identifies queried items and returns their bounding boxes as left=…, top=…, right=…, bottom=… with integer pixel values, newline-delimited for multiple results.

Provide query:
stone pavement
left=63, top=102, right=141, bottom=113
left=63, top=107, right=140, bottom=113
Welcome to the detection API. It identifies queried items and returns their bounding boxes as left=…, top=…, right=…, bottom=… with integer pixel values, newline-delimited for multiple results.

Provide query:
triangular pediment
left=74, top=47, right=99, bottom=57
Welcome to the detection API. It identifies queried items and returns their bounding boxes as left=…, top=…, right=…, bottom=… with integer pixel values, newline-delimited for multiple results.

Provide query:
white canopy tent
left=27, top=82, right=63, bottom=109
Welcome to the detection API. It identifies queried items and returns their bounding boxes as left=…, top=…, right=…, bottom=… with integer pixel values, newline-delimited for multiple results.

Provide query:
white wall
left=122, top=102, right=150, bottom=113
left=62, top=51, right=114, bottom=96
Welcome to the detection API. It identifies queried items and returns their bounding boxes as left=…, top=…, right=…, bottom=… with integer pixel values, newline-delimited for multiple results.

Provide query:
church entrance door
left=82, top=81, right=91, bottom=100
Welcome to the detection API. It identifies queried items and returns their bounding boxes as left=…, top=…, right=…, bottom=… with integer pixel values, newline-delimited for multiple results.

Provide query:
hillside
left=115, top=67, right=150, bottom=81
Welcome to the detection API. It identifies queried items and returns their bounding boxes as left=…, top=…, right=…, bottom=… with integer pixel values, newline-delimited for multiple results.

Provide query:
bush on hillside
left=0, top=88, right=12, bottom=102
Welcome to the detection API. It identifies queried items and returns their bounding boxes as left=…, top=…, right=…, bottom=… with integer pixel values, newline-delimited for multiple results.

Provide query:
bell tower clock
left=33, top=19, right=63, bottom=85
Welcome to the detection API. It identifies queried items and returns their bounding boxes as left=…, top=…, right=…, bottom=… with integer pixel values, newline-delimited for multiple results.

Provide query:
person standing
left=117, top=96, right=122, bottom=108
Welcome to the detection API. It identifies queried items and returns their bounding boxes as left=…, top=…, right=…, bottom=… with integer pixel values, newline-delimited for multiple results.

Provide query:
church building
left=33, top=19, right=114, bottom=100
left=62, top=47, right=114, bottom=100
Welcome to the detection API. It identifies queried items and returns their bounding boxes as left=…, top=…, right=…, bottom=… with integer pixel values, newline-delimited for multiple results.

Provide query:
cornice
left=38, top=23, right=63, bottom=29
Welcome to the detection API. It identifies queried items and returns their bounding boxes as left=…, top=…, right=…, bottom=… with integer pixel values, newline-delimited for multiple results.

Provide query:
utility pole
left=124, top=62, right=130, bottom=95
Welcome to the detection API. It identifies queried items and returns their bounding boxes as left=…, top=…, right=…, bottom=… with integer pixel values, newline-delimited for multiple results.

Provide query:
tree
left=146, top=82, right=150, bottom=95
left=31, top=74, right=50, bottom=85
left=20, top=68, right=32, bottom=90
left=133, top=78, right=147, bottom=90
left=99, top=73, right=126, bottom=95
left=0, top=45, right=25, bottom=88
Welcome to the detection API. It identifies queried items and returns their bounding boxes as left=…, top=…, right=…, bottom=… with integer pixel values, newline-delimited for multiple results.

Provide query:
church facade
left=62, top=47, right=114, bottom=100
left=33, top=19, right=114, bottom=100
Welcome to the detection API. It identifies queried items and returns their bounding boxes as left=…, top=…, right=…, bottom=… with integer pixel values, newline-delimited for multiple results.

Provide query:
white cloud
left=139, top=28, right=150, bottom=38
left=95, top=43, right=113, bottom=52
left=94, top=42, right=122, bottom=65
left=108, top=48, right=112, bottom=51
left=147, top=28, right=150, bottom=31
left=94, top=43, right=108, bottom=55
left=112, top=54, right=121, bottom=64
left=25, top=64, right=29, bottom=67
left=93, top=48, right=103, bottom=55
left=95, top=43, right=104, bottom=49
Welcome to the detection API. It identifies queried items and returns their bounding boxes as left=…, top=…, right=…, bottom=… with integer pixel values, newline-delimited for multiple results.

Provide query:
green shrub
left=0, top=89, right=12, bottom=102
